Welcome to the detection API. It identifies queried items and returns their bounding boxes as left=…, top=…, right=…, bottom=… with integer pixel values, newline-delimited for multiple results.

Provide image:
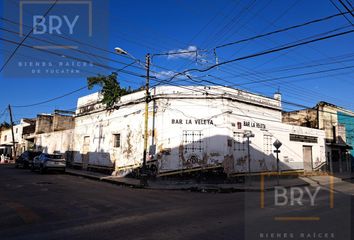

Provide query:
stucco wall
left=33, top=86, right=326, bottom=175
left=35, top=129, right=74, bottom=157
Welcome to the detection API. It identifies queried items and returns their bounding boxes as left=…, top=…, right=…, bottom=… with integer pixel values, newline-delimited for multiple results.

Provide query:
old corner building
left=2, top=86, right=329, bottom=176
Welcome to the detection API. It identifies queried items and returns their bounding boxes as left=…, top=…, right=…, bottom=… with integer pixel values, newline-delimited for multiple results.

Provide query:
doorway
left=82, top=136, right=90, bottom=170
left=303, top=146, right=313, bottom=171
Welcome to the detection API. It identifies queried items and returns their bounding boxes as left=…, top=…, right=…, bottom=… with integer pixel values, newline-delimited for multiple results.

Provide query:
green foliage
left=87, top=72, right=132, bottom=108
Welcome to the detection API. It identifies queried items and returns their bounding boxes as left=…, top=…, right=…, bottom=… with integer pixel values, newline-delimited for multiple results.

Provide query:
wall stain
left=123, top=126, right=132, bottom=159
left=223, top=154, right=234, bottom=175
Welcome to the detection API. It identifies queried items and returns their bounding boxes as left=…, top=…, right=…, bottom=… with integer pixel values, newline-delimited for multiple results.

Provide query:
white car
left=32, top=153, right=66, bottom=173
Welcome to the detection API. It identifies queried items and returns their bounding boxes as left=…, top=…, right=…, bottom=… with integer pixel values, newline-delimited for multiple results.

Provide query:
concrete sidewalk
left=66, top=168, right=314, bottom=192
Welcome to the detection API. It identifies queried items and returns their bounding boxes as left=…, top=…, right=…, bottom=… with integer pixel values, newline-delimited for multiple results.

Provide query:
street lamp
left=243, top=130, right=255, bottom=183
left=115, top=47, right=150, bottom=187
left=114, top=47, right=128, bottom=55
left=273, top=139, right=282, bottom=185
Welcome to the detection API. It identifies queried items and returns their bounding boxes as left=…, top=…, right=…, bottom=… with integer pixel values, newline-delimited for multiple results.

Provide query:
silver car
left=32, top=153, right=66, bottom=173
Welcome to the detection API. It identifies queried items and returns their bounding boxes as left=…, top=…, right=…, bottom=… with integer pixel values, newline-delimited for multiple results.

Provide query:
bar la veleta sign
left=171, top=118, right=214, bottom=125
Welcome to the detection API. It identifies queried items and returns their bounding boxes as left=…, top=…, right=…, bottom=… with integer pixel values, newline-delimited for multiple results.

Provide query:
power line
left=229, top=65, right=354, bottom=87
left=0, top=108, right=8, bottom=120
left=11, top=86, right=87, bottom=108
left=0, top=17, right=195, bottom=85
left=339, top=0, right=354, bottom=17
left=213, top=53, right=354, bottom=79
left=0, top=26, right=147, bottom=73
left=0, top=37, right=147, bottom=78
left=345, top=0, right=354, bottom=9
left=166, top=28, right=354, bottom=82
left=215, top=10, right=353, bottom=50
left=330, top=0, right=354, bottom=26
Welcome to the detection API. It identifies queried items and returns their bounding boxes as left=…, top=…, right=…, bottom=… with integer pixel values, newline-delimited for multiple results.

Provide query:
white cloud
left=167, top=45, right=198, bottom=60
left=153, top=70, right=176, bottom=79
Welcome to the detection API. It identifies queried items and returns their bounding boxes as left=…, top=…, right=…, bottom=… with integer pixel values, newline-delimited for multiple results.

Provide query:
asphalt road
left=0, top=164, right=353, bottom=240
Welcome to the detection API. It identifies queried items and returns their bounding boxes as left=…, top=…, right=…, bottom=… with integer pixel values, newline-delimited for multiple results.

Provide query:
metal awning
left=326, top=142, right=353, bottom=150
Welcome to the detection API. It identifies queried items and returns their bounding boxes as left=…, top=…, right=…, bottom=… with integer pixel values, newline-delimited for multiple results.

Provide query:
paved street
left=0, top=164, right=353, bottom=240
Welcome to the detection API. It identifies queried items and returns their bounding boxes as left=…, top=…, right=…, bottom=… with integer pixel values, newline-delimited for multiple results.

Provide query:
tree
left=87, top=72, right=132, bottom=108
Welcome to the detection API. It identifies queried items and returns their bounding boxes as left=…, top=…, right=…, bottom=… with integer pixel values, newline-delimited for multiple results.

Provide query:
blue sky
left=0, top=0, right=353, bottom=123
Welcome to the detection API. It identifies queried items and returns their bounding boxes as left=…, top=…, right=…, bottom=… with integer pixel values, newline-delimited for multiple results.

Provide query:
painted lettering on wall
left=171, top=119, right=214, bottom=125
left=243, top=121, right=266, bottom=129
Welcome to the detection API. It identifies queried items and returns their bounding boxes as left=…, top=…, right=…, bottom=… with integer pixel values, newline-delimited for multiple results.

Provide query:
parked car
left=32, top=153, right=66, bottom=173
left=15, top=151, right=42, bottom=169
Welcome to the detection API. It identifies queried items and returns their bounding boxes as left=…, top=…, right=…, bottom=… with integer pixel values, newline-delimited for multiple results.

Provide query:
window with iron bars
left=233, top=132, right=245, bottom=151
left=263, top=135, right=273, bottom=155
left=183, top=130, right=203, bottom=153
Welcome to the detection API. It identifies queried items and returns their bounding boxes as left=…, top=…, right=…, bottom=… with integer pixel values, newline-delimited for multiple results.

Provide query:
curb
left=65, top=170, right=143, bottom=188
left=65, top=169, right=310, bottom=193
left=144, top=182, right=310, bottom=193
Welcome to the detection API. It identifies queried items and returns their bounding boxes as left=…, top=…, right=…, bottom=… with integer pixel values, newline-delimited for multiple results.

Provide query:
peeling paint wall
left=30, top=86, right=326, bottom=175
left=153, top=88, right=326, bottom=174
left=73, top=92, right=146, bottom=171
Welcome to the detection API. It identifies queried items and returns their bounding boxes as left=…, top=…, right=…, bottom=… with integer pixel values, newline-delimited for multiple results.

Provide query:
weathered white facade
left=66, top=86, right=326, bottom=176
left=0, top=119, right=31, bottom=157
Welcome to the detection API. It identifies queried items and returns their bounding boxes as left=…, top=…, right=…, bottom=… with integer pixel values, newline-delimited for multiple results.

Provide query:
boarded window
left=113, top=134, right=121, bottom=148
left=233, top=132, right=245, bottom=151
left=183, top=130, right=203, bottom=153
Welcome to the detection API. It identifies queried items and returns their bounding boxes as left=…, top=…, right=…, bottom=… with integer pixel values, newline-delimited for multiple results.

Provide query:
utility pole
left=243, top=130, right=254, bottom=184
left=141, top=53, right=150, bottom=186
left=8, top=104, right=16, bottom=160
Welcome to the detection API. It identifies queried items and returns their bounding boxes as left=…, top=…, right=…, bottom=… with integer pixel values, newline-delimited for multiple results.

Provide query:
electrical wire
left=165, top=29, right=354, bottom=82
left=215, top=10, right=354, bottom=49
left=330, top=0, right=354, bottom=26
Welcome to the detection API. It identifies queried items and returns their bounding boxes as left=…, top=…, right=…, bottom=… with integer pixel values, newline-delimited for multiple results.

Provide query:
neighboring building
left=33, top=113, right=75, bottom=158
left=37, top=86, right=326, bottom=176
left=0, top=128, right=13, bottom=157
left=21, top=118, right=36, bottom=151
left=283, top=101, right=354, bottom=173
left=0, top=112, right=75, bottom=159
left=0, top=119, right=32, bottom=157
